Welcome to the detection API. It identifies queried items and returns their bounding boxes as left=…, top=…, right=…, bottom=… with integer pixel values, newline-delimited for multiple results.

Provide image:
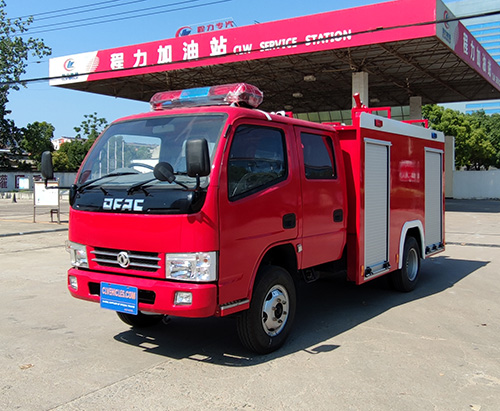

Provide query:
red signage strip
left=50, top=0, right=437, bottom=85
left=49, top=0, right=500, bottom=94
left=435, top=0, right=500, bottom=92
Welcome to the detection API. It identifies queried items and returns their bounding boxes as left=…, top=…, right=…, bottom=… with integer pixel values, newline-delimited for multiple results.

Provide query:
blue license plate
left=100, top=282, right=138, bottom=315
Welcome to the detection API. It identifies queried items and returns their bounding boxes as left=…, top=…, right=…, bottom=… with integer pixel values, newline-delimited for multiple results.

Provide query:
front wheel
left=237, top=265, right=296, bottom=354
left=391, top=236, right=421, bottom=292
left=116, top=311, right=164, bottom=328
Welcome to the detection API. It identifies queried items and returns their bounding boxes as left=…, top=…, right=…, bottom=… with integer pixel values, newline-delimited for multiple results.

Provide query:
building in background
left=447, top=0, right=500, bottom=114
left=51, top=136, right=75, bottom=150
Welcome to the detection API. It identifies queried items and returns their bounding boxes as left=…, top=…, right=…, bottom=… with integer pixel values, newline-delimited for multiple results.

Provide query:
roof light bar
left=150, top=83, right=264, bottom=110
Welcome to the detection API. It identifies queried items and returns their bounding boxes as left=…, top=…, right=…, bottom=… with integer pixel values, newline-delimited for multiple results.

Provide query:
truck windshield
left=77, top=113, right=226, bottom=188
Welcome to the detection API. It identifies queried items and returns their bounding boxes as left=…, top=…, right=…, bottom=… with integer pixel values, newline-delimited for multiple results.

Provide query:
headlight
left=165, top=252, right=217, bottom=282
left=66, top=241, right=88, bottom=268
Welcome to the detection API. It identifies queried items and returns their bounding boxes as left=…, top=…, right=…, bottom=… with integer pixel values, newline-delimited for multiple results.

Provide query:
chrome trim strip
left=220, top=299, right=250, bottom=311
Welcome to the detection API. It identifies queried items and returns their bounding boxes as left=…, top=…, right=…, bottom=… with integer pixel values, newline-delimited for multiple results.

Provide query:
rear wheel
left=116, top=311, right=164, bottom=328
left=391, top=236, right=420, bottom=292
left=237, top=265, right=296, bottom=354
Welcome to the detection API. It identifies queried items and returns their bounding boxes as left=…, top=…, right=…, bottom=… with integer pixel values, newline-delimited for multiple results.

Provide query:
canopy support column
left=410, top=96, right=423, bottom=119
left=352, top=72, right=369, bottom=107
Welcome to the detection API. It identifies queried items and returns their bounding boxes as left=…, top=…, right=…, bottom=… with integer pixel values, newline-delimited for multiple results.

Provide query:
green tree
left=461, top=127, right=495, bottom=170
left=0, top=89, right=21, bottom=168
left=423, top=105, right=496, bottom=170
left=58, top=139, right=86, bottom=171
left=469, top=110, right=500, bottom=168
left=74, top=112, right=108, bottom=141
left=52, top=113, right=108, bottom=171
left=0, top=1, right=51, bottom=167
left=20, top=121, right=55, bottom=166
left=52, top=150, right=71, bottom=172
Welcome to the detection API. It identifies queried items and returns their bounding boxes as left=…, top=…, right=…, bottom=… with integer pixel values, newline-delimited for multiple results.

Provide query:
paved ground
left=0, top=195, right=69, bottom=237
left=0, top=197, right=499, bottom=410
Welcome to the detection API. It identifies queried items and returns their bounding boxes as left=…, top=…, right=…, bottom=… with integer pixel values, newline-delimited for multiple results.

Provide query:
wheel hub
left=262, top=285, right=289, bottom=337
left=406, top=248, right=419, bottom=281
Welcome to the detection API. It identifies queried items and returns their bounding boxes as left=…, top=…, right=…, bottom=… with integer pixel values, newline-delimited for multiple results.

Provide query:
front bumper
left=68, top=268, right=218, bottom=318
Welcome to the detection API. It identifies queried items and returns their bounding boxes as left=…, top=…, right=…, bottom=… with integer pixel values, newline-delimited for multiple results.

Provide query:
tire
left=237, top=265, right=296, bottom=354
left=116, top=311, right=164, bottom=328
left=391, top=236, right=421, bottom=292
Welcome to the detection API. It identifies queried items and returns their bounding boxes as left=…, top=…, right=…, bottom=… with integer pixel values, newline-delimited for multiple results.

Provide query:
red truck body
left=60, top=84, right=445, bottom=353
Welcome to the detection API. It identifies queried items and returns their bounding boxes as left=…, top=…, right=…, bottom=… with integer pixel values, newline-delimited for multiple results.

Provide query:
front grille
left=91, top=247, right=161, bottom=272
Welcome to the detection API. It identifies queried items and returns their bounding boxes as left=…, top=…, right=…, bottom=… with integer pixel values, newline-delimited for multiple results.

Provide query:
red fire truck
left=42, top=83, right=445, bottom=354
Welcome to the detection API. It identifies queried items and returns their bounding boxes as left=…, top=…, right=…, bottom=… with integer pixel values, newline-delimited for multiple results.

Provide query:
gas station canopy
left=49, top=0, right=500, bottom=113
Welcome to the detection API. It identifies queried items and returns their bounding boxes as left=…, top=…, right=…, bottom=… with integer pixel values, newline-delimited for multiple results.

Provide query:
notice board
left=33, top=181, right=60, bottom=223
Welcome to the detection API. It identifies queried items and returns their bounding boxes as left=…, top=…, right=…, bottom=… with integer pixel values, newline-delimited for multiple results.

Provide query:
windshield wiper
left=77, top=171, right=139, bottom=193
left=127, top=176, right=189, bottom=194
left=128, top=163, right=191, bottom=194
left=127, top=177, right=156, bottom=195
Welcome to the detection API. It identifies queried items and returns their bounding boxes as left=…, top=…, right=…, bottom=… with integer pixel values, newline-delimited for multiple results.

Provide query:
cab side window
left=228, top=125, right=287, bottom=200
left=301, top=132, right=336, bottom=179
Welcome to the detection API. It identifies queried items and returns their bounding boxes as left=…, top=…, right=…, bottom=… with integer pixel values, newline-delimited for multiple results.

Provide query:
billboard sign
left=436, top=1, right=500, bottom=91
left=48, top=0, right=500, bottom=94
left=49, top=0, right=438, bottom=86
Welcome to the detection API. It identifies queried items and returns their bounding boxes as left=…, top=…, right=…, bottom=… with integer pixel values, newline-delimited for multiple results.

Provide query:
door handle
left=282, top=213, right=296, bottom=229
left=333, top=209, right=343, bottom=222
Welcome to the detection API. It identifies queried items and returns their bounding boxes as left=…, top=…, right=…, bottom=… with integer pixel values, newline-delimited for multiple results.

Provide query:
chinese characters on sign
left=197, top=20, right=235, bottom=34
left=107, top=28, right=353, bottom=71
left=175, top=20, right=236, bottom=37
left=50, top=0, right=500, bottom=97
left=109, top=37, right=230, bottom=69
left=183, top=40, right=199, bottom=60
left=110, top=53, right=124, bottom=70
left=463, top=31, right=498, bottom=86
left=210, top=36, right=227, bottom=56
left=133, top=49, right=147, bottom=67
left=158, top=45, right=172, bottom=64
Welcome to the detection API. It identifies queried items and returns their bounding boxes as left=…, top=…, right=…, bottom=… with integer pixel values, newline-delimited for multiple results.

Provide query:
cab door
left=295, top=127, right=347, bottom=268
left=217, top=120, right=300, bottom=305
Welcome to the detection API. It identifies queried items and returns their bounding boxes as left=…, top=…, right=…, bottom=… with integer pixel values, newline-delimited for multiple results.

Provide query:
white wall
left=0, top=172, right=77, bottom=192
left=445, top=136, right=455, bottom=198
left=453, top=170, right=500, bottom=199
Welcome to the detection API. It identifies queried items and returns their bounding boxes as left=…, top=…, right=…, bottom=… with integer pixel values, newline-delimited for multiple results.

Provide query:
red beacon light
left=150, top=83, right=264, bottom=110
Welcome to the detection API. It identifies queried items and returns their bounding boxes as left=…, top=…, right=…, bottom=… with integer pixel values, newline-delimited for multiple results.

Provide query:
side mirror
left=186, top=138, right=210, bottom=178
left=41, top=151, right=54, bottom=180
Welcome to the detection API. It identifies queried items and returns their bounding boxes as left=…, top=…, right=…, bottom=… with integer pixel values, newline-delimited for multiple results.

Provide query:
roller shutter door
left=425, top=150, right=443, bottom=252
left=364, top=140, right=390, bottom=274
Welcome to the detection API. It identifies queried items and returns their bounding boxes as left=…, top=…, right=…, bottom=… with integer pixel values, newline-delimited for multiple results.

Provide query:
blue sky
left=4, top=0, right=465, bottom=138
left=3, top=0, right=383, bottom=137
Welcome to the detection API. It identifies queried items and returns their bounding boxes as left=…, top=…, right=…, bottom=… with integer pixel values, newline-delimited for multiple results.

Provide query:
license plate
left=100, top=282, right=138, bottom=315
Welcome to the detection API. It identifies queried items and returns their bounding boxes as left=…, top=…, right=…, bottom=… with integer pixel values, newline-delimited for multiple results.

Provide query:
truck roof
left=111, top=105, right=339, bottom=133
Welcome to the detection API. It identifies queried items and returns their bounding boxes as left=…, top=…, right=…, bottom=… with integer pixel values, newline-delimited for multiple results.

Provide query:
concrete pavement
left=445, top=199, right=500, bottom=247
left=0, top=196, right=69, bottom=237
left=0, top=198, right=499, bottom=410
